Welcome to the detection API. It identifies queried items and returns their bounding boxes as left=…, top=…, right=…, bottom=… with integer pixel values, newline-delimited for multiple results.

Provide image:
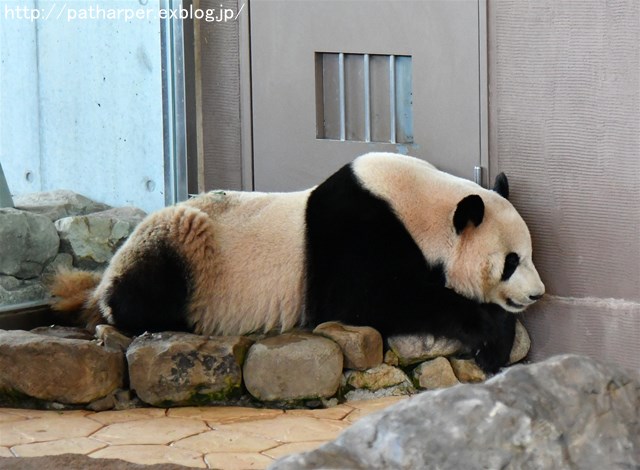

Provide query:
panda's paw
left=474, top=345, right=505, bottom=375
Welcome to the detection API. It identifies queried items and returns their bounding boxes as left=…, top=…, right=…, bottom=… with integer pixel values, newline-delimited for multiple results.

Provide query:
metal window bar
left=363, top=54, right=371, bottom=143
left=338, top=52, right=346, bottom=141
left=160, top=0, right=188, bottom=206
left=389, top=54, right=396, bottom=144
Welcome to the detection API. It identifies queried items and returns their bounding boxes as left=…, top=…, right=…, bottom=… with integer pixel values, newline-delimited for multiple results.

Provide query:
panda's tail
left=49, top=268, right=104, bottom=332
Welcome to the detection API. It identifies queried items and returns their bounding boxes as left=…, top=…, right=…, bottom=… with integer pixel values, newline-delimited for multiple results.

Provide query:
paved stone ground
left=0, top=396, right=406, bottom=469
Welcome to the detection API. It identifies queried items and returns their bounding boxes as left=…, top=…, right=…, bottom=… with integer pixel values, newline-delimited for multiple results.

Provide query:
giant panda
left=52, top=152, right=545, bottom=373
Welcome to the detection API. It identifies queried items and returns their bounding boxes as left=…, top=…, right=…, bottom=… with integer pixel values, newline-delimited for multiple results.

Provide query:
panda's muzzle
left=506, top=298, right=525, bottom=310
left=507, top=292, right=544, bottom=310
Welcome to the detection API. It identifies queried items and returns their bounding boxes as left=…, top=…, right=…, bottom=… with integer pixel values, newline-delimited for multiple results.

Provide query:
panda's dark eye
left=501, top=253, right=520, bottom=281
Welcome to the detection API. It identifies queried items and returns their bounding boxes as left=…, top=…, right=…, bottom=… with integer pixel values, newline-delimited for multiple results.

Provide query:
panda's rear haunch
left=52, top=152, right=545, bottom=373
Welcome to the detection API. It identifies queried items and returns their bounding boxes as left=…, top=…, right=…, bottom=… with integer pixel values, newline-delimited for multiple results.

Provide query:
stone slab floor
left=0, top=396, right=405, bottom=469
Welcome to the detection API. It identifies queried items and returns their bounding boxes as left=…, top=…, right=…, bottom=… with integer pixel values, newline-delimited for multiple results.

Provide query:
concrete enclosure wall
left=489, top=0, right=639, bottom=369
left=0, top=0, right=166, bottom=213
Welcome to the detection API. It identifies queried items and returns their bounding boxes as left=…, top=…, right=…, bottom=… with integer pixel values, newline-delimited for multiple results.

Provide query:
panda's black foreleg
left=472, top=305, right=516, bottom=374
left=375, top=290, right=516, bottom=374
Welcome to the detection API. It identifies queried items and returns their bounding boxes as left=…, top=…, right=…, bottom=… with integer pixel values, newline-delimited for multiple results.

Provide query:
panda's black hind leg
left=106, top=242, right=192, bottom=336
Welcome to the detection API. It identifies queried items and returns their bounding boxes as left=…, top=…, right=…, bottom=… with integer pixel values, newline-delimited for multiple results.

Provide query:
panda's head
left=446, top=173, right=545, bottom=313
left=351, top=152, right=545, bottom=313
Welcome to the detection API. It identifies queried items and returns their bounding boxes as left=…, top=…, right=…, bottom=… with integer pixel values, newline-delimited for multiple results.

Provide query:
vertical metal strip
left=389, top=54, right=396, bottom=144
left=364, top=53, right=371, bottom=143
left=478, top=0, right=489, bottom=187
left=161, top=0, right=188, bottom=205
left=238, top=0, right=254, bottom=190
left=474, top=166, right=483, bottom=185
left=338, top=52, right=346, bottom=141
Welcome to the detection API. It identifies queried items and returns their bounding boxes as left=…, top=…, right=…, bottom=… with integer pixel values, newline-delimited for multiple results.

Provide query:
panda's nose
left=529, top=293, right=544, bottom=301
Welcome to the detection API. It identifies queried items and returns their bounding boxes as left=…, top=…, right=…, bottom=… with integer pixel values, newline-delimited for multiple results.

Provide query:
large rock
left=412, top=357, right=460, bottom=390
left=345, top=363, right=412, bottom=391
left=449, top=358, right=486, bottom=383
left=243, top=332, right=343, bottom=402
left=388, top=334, right=464, bottom=366
left=0, top=330, right=124, bottom=404
left=127, top=332, right=253, bottom=407
left=30, top=325, right=94, bottom=341
left=314, top=322, right=383, bottom=370
left=55, top=206, right=146, bottom=269
left=0, top=208, right=59, bottom=279
left=509, top=320, right=531, bottom=364
left=343, top=364, right=414, bottom=401
left=271, top=355, right=640, bottom=469
left=42, top=252, right=74, bottom=276
left=13, top=190, right=111, bottom=221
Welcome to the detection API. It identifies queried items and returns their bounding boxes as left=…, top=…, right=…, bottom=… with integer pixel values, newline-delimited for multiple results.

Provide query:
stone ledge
left=0, top=319, right=531, bottom=410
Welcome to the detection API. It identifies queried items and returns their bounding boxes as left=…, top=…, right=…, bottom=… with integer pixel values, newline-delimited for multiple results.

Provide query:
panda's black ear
left=453, top=195, right=485, bottom=235
left=493, top=173, right=509, bottom=199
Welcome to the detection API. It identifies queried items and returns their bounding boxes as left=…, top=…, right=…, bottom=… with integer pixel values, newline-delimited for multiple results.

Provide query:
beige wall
left=489, top=0, right=640, bottom=369
left=194, top=0, right=244, bottom=191
left=196, top=1, right=640, bottom=369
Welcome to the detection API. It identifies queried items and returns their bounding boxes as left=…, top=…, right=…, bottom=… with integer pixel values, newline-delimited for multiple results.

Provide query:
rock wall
left=0, top=319, right=530, bottom=411
left=0, top=191, right=145, bottom=305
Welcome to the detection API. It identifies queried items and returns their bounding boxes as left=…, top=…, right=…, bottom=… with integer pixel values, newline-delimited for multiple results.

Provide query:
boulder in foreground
left=271, top=355, right=640, bottom=469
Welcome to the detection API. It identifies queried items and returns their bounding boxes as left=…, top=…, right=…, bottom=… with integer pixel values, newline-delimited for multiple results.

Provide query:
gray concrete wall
left=1, top=0, right=166, bottom=213
left=489, top=0, right=639, bottom=369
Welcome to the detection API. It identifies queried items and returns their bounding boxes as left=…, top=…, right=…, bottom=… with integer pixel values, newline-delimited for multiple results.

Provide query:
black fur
left=493, top=173, right=509, bottom=199
left=106, top=243, right=192, bottom=336
left=305, top=164, right=514, bottom=373
left=501, top=252, right=520, bottom=281
left=453, top=194, right=485, bottom=235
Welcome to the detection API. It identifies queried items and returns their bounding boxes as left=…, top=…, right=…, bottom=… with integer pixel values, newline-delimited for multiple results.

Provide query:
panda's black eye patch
left=501, top=253, right=520, bottom=281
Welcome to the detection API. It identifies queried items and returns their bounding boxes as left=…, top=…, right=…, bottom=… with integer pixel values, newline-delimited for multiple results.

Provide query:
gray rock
left=412, top=357, right=460, bottom=390
left=55, top=206, right=146, bottom=269
left=42, top=253, right=74, bottom=277
left=87, top=393, right=116, bottom=412
left=0, top=275, right=47, bottom=304
left=343, top=386, right=413, bottom=402
left=270, top=355, right=640, bottom=470
left=127, top=332, right=253, bottom=407
left=314, top=322, right=383, bottom=370
left=243, top=332, right=343, bottom=402
left=13, top=190, right=111, bottom=221
left=388, top=334, right=464, bottom=366
left=0, top=330, right=124, bottom=404
left=30, top=325, right=94, bottom=341
left=344, top=363, right=413, bottom=391
left=343, top=364, right=414, bottom=401
left=0, top=208, right=59, bottom=279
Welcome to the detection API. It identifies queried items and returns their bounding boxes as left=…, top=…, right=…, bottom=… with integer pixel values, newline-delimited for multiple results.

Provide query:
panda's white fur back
left=183, top=190, right=310, bottom=335
left=92, top=188, right=312, bottom=336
